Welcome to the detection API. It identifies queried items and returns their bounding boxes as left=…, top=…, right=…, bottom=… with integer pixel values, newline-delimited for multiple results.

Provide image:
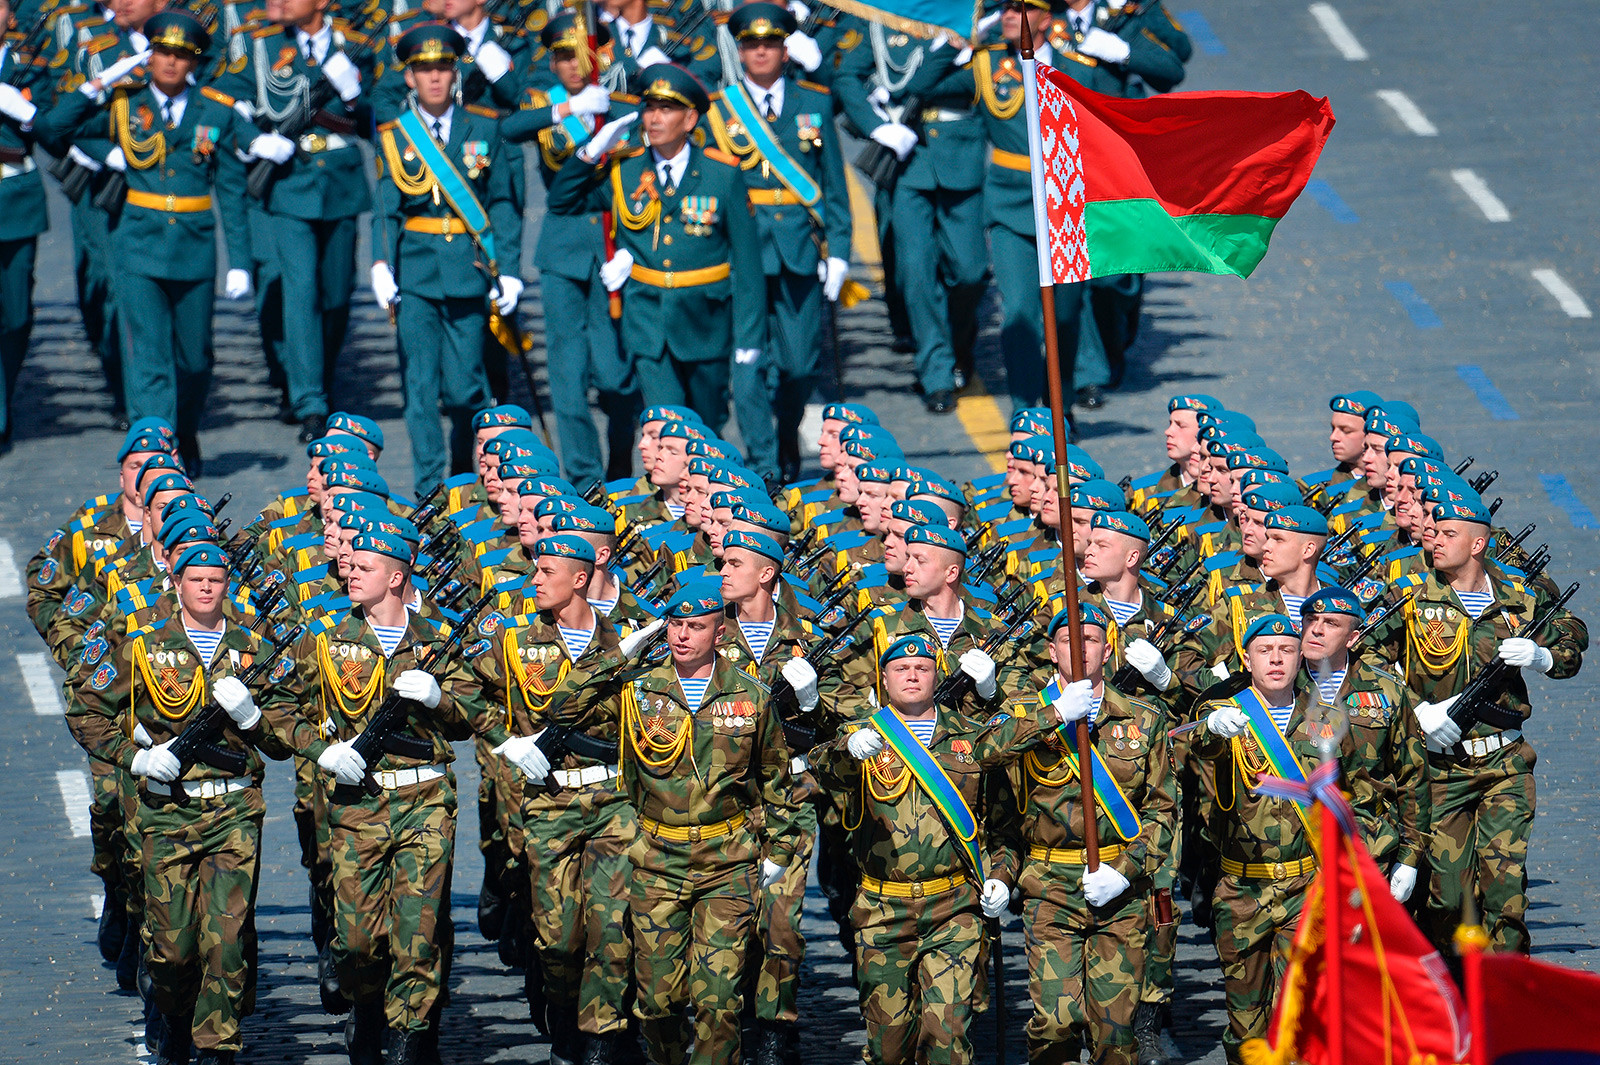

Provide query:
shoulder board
left=604, top=477, right=638, bottom=495
left=281, top=531, right=322, bottom=551
left=377, top=119, right=397, bottom=132
left=464, top=102, right=498, bottom=118
left=1194, top=520, right=1229, bottom=536
left=91, top=541, right=122, bottom=562
left=811, top=507, right=850, bottom=528
left=1128, top=469, right=1164, bottom=491
left=283, top=486, right=309, bottom=499
left=251, top=24, right=276, bottom=37
left=478, top=546, right=514, bottom=568
left=1203, top=550, right=1242, bottom=572
left=967, top=603, right=993, bottom=621
left=632, top=596, right=664, bottom=619
left=614, top=491, right=653, bottom=508
left=976, top=500, right=1013, bottom=525
left=302, top=614, right=340, bottom=637
left=1380, top=545, right=1422, bottom=563
left=783, top=475, right=823, bottom=493
left=444, top=472, right=479, bottom=489
left=293, top=566, right=328, bottom=586
left=85, top=33, right=122, bottom=53
left=333, top=23, right=370, bottom=44
left=268, top=513, right=303, bottom=530
left=702, top=147, right=737, bottom=166
left=963, top=582, right=996, bottom=605
left=790, top=589, right=824, bottom=614
left=1315, top=561, right=1343, bottom=586
left=657, top=530, right=697, bottom=555
left=971, top=472, right=1006, bottom=490
left=459, top=517, right=502, bottom=544
left=866, top=604, right=898, bottom=621
left=81, top=491, right=117, bottom=510
left=1330, top=498, right=1367, bottom=518
left=1395, top=573, right=1427, bottom=590
left=199, top=85, right=235, bottom=107
left=800, top=487, right=833, bottom=505
left=796, top=79, right=829, bottom=94
left=127, top=622, right=161, bottom=642
left=994, top=517, right=1034, bottom=539
left=610, top=91, right=640, bottom=103
left=821, top=529, right=870, bottom=551
left=72, top=514, right=97, bottom=530
left=1299, top=466, right=1343, bottom=486
left=615, top=144, right=648, bottom=159
left=857, top=564, right=888, bottom=588
left=1224, top=583, right=1262, bottom=599
left=491, top=570, right=525, bottom=590
left=708, top=90, right=724, bottom=104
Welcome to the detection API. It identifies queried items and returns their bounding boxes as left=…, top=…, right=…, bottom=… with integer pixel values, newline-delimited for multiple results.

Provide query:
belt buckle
left=1272, top=861, right=1286, bottom=879
left=307, top=133, right=328, bottom=153
left=921, top=108, right=939, bottom=123
left=443, top=217, right=453, bottom=243
left=687, top=825, right=702, bottom=843
left=910, top=881, right=924, bottom=899
left=164, top=194, right=176, bottom=211
left=663, top=270, right=675, bottom=287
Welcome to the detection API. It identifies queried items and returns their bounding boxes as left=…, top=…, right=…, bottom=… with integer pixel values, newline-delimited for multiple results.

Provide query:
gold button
left=1272, top=861, right=1286, bottom=879
left=928, top=129, right=939, bottom=138
left=167, top=217, right=175, bottom=225
left=772, top=211, right=783, bottom=221
left=662, top=259, right=672, bottom=268
left=317, top=159, right=325, bottom=168
left=688, top=826, right=701, bottom=842
left=589, top=216, right=598, bottom=224
left=663, top=235, right=672, bottom=245
left=910, top=882, right=924, bottom=898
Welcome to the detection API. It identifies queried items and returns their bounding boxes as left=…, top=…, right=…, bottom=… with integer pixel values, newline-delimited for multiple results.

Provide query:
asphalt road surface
left=1, top=1, right=1596, bottom=1061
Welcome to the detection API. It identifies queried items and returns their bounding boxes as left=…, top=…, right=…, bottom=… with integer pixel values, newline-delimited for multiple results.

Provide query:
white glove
left=959, top=647, right=997, bottom=699
left=318, top=740, right=367, bottom=785
left=787, top=1, right=811, bottom=20
left=0, top=84, right=37, bottom=125
left=976, top=10, right=1003, bottom=37
left=846, top=727, right=884, bottom=760
left=734, top=348, right=761, bottom=365
left=131, top=741, right=181, bottom=783
left=619, top=616, right=665, bottom=657
left=634, top=46, right=671, bottom=68
left=1389, top=863, right=1418, bottom=903
left=579, top=111, right=639, bottom=162
left=1052, top=678, right=1094, bottom=725
left=248, top=132, right=296, bottom=164
left=1078, top=27, right=1132, bottom=63
left=320, top=51, right=362, bottom=102
left=1414, top=695, right=1461, bottom=751
left=493, top=733, right=551, bottom=783
left=104, top=147, right=126, bottom=172
left=1497, top=637, right=1554, bottom=675
left=785, top=30, right=822, bottom=71
left=760, top=858, right=785, bottom=888
left=980, top=877, right=1009, bottom=917
left=1209, top=662, right=1231, bottom=681
left=1124, top=638, right=1173, bottom=691
left=67, top=145, right=104, bottom=172
left=474, top=39, right=513, bottom=82
left=491, top=275, right=524, bottom=315
left=213, top=676, right=261, bottom=730
left=1082, top=862, right=1131, bottom=907
left=567, top=84, right=612, bottom=118
left=600, top=249, right=635, bottom=292
left=224, top=268, right=253, bottom=301
left=232, top=99, right=255, bottom=122
left=780, top=658, right=819, bottom=712
left=394, top=669, right=442, bottom=709
left=132, top=723, right=153, bottom=748
left=822, top=256, right=849, bottom=302
left=370, top=262, right=399, bottom=309
left=867, top=85, right=890, bottom=110
left=869, top=122, right=918, bottom=161
left=98, top=49, right=151, bottom=90
left=929, top=32, right=950, bottom=51
left=1205, top=704, right=1249, bottom=739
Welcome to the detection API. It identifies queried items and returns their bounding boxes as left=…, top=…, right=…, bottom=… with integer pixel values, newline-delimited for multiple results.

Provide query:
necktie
left=659, top=164, right=674, bottom=196
left=432, top=118, right=445, bottom=144
left=303, top=36, right=315, bottom=63
left=763, top=92, right=776, bottom=122
left=160, top=99, right=174, bottom=128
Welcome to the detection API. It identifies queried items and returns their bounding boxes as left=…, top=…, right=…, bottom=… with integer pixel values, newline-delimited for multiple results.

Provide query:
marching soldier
left=708, top=1, right=851, bottom=484
left=369, top=22, right=524, bottom=491
left=546, top=62, right=764, bottom=435
left=0, top=0, right=49, bottom=454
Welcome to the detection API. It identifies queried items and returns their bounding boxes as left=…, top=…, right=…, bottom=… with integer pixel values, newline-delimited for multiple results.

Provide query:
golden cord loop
left=111, top=88, right=166, bottom=171
left=380, top=128, right=436, bottom=197
left=503, top=631, right=570, bottom=726
left=130, top=636, right=205, bottom=722
left=315, top=634, right=385, bottom=725
left=621, top=681, right=692, bottom=768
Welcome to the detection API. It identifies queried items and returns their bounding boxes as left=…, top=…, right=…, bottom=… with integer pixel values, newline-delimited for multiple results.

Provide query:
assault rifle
left=930, top=583, right=1033, bottom=711
left=1446, top=581, right=1579, bottom=735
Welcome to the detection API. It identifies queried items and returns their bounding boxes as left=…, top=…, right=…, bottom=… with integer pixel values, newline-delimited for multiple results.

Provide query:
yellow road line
left=845, top=169, right=882, bottom=279
left=956, top=382, right=1011, bottom=474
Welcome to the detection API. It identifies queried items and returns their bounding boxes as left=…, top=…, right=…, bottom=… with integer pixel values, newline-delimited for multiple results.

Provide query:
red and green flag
left=1023, top=62, right=1336, bottom=284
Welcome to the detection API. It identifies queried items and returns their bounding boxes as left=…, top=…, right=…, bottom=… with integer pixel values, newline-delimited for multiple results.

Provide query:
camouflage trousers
left=756, top=799, right=818, bottom=1023
left=523, top=779, right=637, bottom=1035
left=851, top=878, right=987, bottom=1065
left=475, top=734, right=502, bottom=858
left=93, top=760, right=146, bottom=920
left=140, top=785, right=264, bottom=1052
left=629, top=828, right=760, bottom=1065
left=1424, top=741, right=1536, bottom=955
left=328, top=772, right=456, bottom=1031
left=1138, top=891, right=1178, bottom=1008
left=1017, top=858, right=1148, bottom=1065
left=1211, top=871, right=1313, bottom=1063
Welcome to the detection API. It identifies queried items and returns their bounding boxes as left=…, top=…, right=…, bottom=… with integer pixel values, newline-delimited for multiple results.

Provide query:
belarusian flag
left=1022, top=62, right=1336, bottom=284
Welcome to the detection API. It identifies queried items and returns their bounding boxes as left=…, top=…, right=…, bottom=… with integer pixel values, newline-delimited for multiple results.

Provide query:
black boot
left=549, top=1010, right=581, bottom=1065
left=117, top=919, right=141, bottom=991
left=194, top=1050, right=234, bottom=1065
left=522, top=945, right=548, bottom=1035
left=309, top=876, right=333, bottom=952
left=477, top=864, right=505, bottom=941
left=581, top=1032, right=618, bottom=1065
left=156, top=1011, right=193, bottom=1065
left=1134, top=1001, right=1168, bottom=1065
left=97, top=888, right=126, bottom=962
left=318, top=942, right=350, bottom=1015
left=419, top=1003, right=444, bottom=1065
left=343, top=1000, right=384, bottom=1065
left=143, top=998, right=167, bottom=1057
left=752, top=1021, right=789, bottom=1065
left=389, top=1028, right=426, bottom=1065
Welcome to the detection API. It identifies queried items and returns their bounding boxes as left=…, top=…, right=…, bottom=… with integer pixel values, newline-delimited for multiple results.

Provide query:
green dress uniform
left=38, top=70, right=251, bottom=455
left=836, top=24, right=987, bottom=402
left=213, top=16, right=377, bottom=431
left=545, top=85, right=764, bottom=434
left=707, top=63, right=851, bottom=481
left=0, top=33, right=49, bottom=447
left=373, top=91, right=522, bottom=491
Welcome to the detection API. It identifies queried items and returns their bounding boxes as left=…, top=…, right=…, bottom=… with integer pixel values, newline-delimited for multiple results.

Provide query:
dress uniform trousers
left=990, top=224, right=1084, bottom=412
left=270, top=214, right=357, bottom=421
left=0, top=235, right=35, bottom=439
left=891, top=183, right=987, bottom=396
left=70, top=196, right=125, bottom=413
left=395, top=293, right=492, bottom=491
left=732, top=270, right=823, bottom=481
left=540, top=269, right=638, bottom=488
left=116, top=271, right=215, bottom=443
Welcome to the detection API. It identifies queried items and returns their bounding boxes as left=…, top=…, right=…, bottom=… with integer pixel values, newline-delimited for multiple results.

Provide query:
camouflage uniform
left=559, top=655, right=803, bottom=1065
left=1329, top=658, right=1429, bottom=872
left=276, top=609, right=476, bottom=1032
left=63, top=613, right=295, bottom=1053
left=1369, top=565, right=1587, bottom=954
left=458, top=600, right=636, bottom=1040
left=993, top=684, right=1176, bottom=1065
left=25, top=494, right=132, bottom=638
left=809, top=704, right=1044, bottom=1065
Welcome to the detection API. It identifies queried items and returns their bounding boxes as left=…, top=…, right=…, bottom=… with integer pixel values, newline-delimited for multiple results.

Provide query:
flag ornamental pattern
left=1037, top=71, right=1090, bottom=284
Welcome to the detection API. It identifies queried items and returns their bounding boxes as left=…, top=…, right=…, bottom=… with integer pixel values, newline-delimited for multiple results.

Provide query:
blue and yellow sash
left=545, top=85, right=595, bottom=149
left=1040, top=678, right=1144, bottom=842
left=869, top=707, right=984, bottom=878
left=394, top=108, right=498, bottom=270
left=718, top=83, right=821, bottom=207
left=1235, top=687, right=1310, bottom=789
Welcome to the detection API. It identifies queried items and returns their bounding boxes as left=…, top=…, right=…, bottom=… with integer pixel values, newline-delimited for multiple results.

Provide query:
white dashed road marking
left=56, top=769, right=92, bottom=838
left=1531, top=269, right=1593, bottom=319
left=18, top=652, right=64, bottom=717
left=1449, top=169, right=1511, bottom=222
left=0, top=539, right=20, bottom=599
left=1375, top=90, right=1438, bottom=136
left=1309, top=3, right=1368, bottom=60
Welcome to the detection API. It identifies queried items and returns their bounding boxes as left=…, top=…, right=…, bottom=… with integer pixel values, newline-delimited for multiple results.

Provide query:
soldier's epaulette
left=975, top=499, right=1012, bottom=525
left=790, top=589, right=825, bottom=615
left=782, top=475, right=823, bottom=493
left=1129, top=469, right=1165, bottom=491
left=1330, top=498, right=1367, bottom=518
left=458, top=517, right=502, bottom=544
left=90, top=540, right=122, bottom=562
left=84, top=33, right=123, bottom=54
left=994, top=517, right=1034, bottom=540
left=464, top=102, right=498, bottom=118
left=966, top=602, right=994, bottom=621
left=1223, top=583, right=1262, bottom=599
left=478, top=546, right=515, bottom=569
left=300, top=613, right=340, bottom=638
left=438, top=471, right=476, bottom=490
left=332, top=19, right=370, bottom=44
left=127, top=622, right=161, bottom=642
left=251, top=23, right=276, bottom=37
left=1299, top=465, right=1344, bottom=487
left=81, top=491, right=118, bottom=510
left=610, top=91, right=640, bottom=104
left=796, top=79, right=829, bottom=94
left=1315, top=561, right=1343, bottom=586
left=281, top=531, right=321, bottom=552
left=71, top=513, right=98, bottom=531
left=657, top=530, right=698, bottom=557
left=821, top=529, right=870, bottom=552
left=614, top=145, right=648, bottom=159
left=857, top=564, right=888, bottom=588
left=1202, top=551, right=1241, bottom=572
left=199, top=84, right=236, bottom=107
left=1380, top=545, right=1422, bottom=563
left=1393, top=572, right=1427, bottom=590
left=702, top=146, right=738, bottom=166
left=614, top=491, right=653, bottom=508
left=971, top=471, right=1006, bottom=491
left=810, top=507, right=850, bottom=529
left=1194, top=520, right=1228, bottom=538
left=799, top=487, right=832, bottom=506
left=377, top=119, right=397, bottom=132
left=293, top=566, right=329, bottom=587
left=268, top=513, right=303, bottom=531
left=963, top=582, right=997, bottom=605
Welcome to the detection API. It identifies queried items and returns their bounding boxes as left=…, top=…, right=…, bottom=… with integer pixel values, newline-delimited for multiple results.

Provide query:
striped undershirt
left=1088, top=692, right=1104, bottom=725
left=588, top=595, right=619, bottom=617
left=927, top=614, right=961, bottom=648
left=903, top=717, right=935, bottom=746
left=370, top=622, right=407, bottom=657
left=676, top=674, right=710, bottom=713
left=665, top=502, right=686, bottom=521
left=1456, top=589, right=1494, bottom=619
left=185, top=623, right=224, bottom=667
left=1267, top=703, right=1294, bottom=733
left=1314, top=667, right=1348, bottom=705
left=558, top=624, right=594, bottom=662
left=739, top=618, right=775, bottom=662
left=1278, top=590, right=1315, bottom=629
left=1104, top=597, right=1139, bottom=626
left=128, top=518, right=143, bottom=535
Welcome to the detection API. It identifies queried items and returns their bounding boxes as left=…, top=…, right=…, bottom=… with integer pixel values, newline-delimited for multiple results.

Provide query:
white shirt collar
left=453, top=17, right=490, bottom=53
left=419, top=104, right=454, bottom=143
left=616, top=13, right=652, bottom=53
left=743, top=75, right=784, bottom=117
left=148, top=82, right=187, bottom=126
left=1035, top=41, right=1053, bottom=65
left=651, top=142, right=690, bottom=188
left=298, top=21, right=333, bottom=64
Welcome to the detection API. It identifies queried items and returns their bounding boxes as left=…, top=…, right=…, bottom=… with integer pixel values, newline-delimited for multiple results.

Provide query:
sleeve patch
left=90, top=661, right=117, bottom=690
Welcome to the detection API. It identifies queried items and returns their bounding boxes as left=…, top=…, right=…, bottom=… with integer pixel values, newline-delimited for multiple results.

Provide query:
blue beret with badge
left=324, top=468, right=389, bottom=497
left=537, top=534, right=597, bottom=563
left=172, top=543, right=229, bottom=573
left=1241, top=481, right=1303, bottom=513
left=336, top=491, right=389, bottom=517
left=664, top=586, right=724, bottom=617
left=822, top=402, right=878, bottom=426
left=1070, top=478, right=1122, bottom=512
left=1329, top=390, right=1384, bottom=417
left=1263, top=505, right=1329, bottom=536
left=906, top=473, right=962, bottom=504
left=1009, top=407, right=1053, bottom=436
left=351, top=529, right=412, bottom=564
left=1239, top=468, right=1292, bottom=492
left=879, top=633, right=938, bottom=668
left=160, top=492, right=214, bottom=522
left=138, top=452, right=187, bottom=482
left=326, top=411, right=384, bottom=451
left=658, top=419, right=711, bottom=443
left=307, top=437, right=362, bottom=460
left=890, top=499, right=945, bottom=527
left=517, top=475, right=578, bottom=499
left=1432, top=496, right=1492, bottom=526
left=1091, top=510, right=1151, bottom=541
left=120, top=427, right=174, bottom=461
left=1065, top=445, right=1104, bottom=483
left=1226, top=447, right=1290, bottom=474
left=551, top=504, right=614, bottom=534
left=722, top=529, right=783, bottom=565
left=730, top=499, right=788, bottom=533
left=369, top=515, right=421, bottom=546
left=142, top=472, right=194, bottom=505
left=1047, top=601, right=1111, bottom=637
left=1242, top=613, right=1298, bottom=645
left=856, top=461, right=896, bottom=484
left=1300, top=586, right=1366, bottom=621
left=1168, top=394, right=1223, bottom=414
left=640, top=404, right=701, bottom=427
left=472, top=404, right=532, bottom=431
left=534, top=496, right=581, bottom=521
left=905, top=523, right=965, bottom=556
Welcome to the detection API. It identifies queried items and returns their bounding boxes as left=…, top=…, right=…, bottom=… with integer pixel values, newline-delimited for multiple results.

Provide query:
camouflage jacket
left=1173, top=578, right=1317, bottom=697
left=27, top=498, right=134, bottom=637
left=1327, top=657, right=1429, bottom=868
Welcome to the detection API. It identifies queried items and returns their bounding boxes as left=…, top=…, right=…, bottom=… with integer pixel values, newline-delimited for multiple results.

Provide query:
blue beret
left=1009, top=407, right=1053, bottom=436
left=1241, top=481, right=1304, bottom=513
left=324, top=468, right=389, bottom=497
left=822, top=402, right=878, bottom=426
left=1397, top=455, right=1446, bottom=481
left=550, top=504, right=614, bottom=535
left=326, top=411, right=384, bottom=450
left=472, top=404, right=533, bottom=430
left=1168, top=394, right=1223, bottom=413
left=159, top=514, right=218, bottom=550
left=336, top=491, right=389, bottom=517
left=1065, top=445, right=1104, bottom=483
left=307, top=437, right=362, bottom=460
left=904, top=523, right=966, bottom=556
left=841, top=437, right=901, bottom=464
left=906, top=474, right=962, bottom=503
left=1365, top=410, right=1418, bottom=438
left=663, top=586, right=724, bottom=618
left=730, top=499, right=788, bottom=534
left=119, top=427, right=174, bottom=461
left=1386, top=432, right=1443, bottom=461
left=722, top=529, right=783, bottom=565
left=160, top=492, right=213, bottom=522
left=689, top=439, right=739, bottom=463
left=1091, top=510, right=1151, bottom=541
left=1048, top=602, right=1111, bottom=637
left=1242, top=613, right=1298, bottom=645
left=1301, top=586, right=1366, bottom=622
left=856, top=461, right=896, bottom=484
left=838, top=423, right=896, bottom=448
left=172, top=543, right=229, bottom=574
left=1432, top=497, right=1492, bottom=526
left=1263, top=505, right=1329, bottom=536
left=137, top=452, right=186, bottom=482
left=1374, top=400, right=1419, bottom=428
left=889, top=500, right=945, bottom=527
left=1238, top=469, right=1293, bottom=492
left=517, top=475, right=577, bottom=499
left=142, top=472, right=193, bottom=505
left=640, top=404, right=701, bottom=427
left=879, top=633, right=938, bottom=668
left=1070, top=478, right=1122, bottom=512
left=1226, top=448, right=1290, bottom=474
left=1198, top=410, right=1256, bottom=433
left=537, top=533, right=597, bottom=563
left=1010, top=433, right=1054, bottom=467
left=336, top=510, right=369, bottom=532
left=350, top=529, right=411, bottom=564
left=365, top=515, right=421, bottom=545
left=318, top=452, right=379, bottom=475
left=658, top=419, right=711, bottom=443
left=708, top=490, right=750, bottom=512
left=1330, top=390, right=1384, bottom=417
